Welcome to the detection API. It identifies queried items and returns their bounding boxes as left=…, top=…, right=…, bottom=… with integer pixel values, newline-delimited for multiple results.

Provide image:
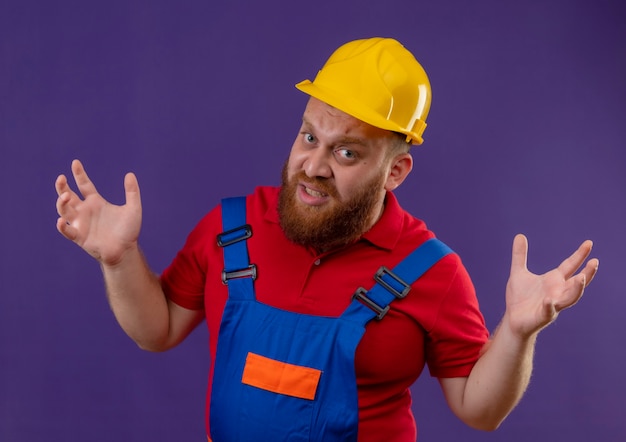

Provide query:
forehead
left=302, top=97, right=394, bottom=143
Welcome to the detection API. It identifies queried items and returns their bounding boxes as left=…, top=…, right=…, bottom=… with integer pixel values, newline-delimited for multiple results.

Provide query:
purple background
left=1, top=0, right=625, bottom=441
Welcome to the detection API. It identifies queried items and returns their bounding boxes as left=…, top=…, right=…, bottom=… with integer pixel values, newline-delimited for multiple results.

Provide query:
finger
left=71, top=159, right=100, bottom=198
left=554, top=272, right=587, bottom=312
left=55, top=174, right=69, bottom=196
left=56, top=171, right=82, bottom=201
left=56, top=216, right=78, bottom=242
left=580, top=257, right=599, bottom=288
left=56, top=189, right=77, bottom=219
left=124, top=172, right=142, bottom=210
left=557, top=240, right=594, bottom=279
left=510, top=233, right=528, bottom=275
left=56, top=190, right=67, bottom=214
left=555, top=258, right=599, bottom=311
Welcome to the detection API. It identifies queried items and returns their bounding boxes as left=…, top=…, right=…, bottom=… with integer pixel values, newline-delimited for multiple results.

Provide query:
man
left=55, top=38, right=598, bottom=441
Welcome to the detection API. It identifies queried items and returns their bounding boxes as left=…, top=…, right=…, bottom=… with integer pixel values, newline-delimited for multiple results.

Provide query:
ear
left=384, top=153, right=413, bottom=191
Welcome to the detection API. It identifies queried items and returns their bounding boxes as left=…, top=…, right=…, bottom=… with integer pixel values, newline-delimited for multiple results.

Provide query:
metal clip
left=221, top=264, right=257, bottom=284
left=352, top=288, right=390, bottom=320
left=374, top=266, right=411, bottom=299
left=216, top=224, right=252, bottom=247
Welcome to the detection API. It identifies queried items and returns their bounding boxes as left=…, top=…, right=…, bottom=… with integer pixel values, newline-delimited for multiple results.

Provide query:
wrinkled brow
left=300, top=117, right=368, bottom=147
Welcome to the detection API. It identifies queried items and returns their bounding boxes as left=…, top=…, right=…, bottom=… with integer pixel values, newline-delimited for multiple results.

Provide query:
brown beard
left=278, top=162, right=386, bottom=251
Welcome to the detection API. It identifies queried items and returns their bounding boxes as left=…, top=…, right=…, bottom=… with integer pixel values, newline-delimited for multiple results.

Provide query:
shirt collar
left=361, top=191, right=403, bottom=251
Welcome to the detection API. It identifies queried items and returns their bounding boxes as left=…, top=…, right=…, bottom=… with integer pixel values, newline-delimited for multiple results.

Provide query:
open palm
left=505, top=234, right=599, bottom=338
left=55, top=159, right=142, bottom=265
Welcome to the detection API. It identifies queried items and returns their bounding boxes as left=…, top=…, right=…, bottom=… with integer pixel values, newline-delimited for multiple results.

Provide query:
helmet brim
left=295, top=80, right=425, bottom=145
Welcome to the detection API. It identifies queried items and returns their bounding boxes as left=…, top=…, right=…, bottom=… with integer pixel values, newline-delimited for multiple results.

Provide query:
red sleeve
left=424, top=255, right=490, bottom=378
left=160, top=206, right=222, bottom=311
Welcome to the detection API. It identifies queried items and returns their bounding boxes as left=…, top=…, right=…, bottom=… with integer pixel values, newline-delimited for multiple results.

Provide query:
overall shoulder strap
left=342, top=238, right=453, bottom=325
left=217, top=197, right=256, bottom=298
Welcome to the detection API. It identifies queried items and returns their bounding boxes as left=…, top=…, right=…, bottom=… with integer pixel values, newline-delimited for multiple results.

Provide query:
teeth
left=305, top=187, right=325, bottom=198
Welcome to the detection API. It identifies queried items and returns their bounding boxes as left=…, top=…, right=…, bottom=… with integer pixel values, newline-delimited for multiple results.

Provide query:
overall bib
left=209, top=197, right=452, bottom=441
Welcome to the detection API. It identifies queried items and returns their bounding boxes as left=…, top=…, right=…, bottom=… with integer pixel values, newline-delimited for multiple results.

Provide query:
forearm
left=456, top=317, right=537, bottom=430
left=444, top=235, right=598, bottom=431
left=101, top=245, right=171, bottom=351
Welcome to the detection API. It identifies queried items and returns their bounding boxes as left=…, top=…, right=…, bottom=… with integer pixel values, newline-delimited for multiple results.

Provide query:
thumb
left=510, top=234, right=529, bottom=276
left=124, top=172, right=142, bottom=210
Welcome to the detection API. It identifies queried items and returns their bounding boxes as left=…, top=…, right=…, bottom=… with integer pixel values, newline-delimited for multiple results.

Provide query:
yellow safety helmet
left=296, top=37, right=431, bottom=145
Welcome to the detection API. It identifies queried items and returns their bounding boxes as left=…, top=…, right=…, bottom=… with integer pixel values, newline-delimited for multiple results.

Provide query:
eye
left=302, top=133, right=316, bottom=144
left=335, top=148, right=357, bottom=161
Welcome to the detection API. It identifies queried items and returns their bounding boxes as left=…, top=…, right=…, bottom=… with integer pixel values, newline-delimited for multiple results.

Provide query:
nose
left=303, top=147, right=332, bottom=179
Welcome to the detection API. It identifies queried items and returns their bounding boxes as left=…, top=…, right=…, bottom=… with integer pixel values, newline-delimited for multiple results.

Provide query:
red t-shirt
left=161, top=186, right=489, bottom=441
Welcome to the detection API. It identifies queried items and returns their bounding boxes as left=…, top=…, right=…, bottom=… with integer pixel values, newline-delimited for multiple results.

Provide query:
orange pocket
left=241, top=352, right=322, bottom=400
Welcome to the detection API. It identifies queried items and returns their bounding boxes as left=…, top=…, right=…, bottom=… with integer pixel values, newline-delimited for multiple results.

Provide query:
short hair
left=387, top=132, right=411, bottom=157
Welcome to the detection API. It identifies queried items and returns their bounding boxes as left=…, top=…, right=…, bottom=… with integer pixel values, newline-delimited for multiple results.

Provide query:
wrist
left=100, top=241, right=141, bottom=269
left=497, top=313, right=539, bottom=348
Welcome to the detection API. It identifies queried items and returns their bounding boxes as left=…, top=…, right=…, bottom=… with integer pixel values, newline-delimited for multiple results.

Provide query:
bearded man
left=55, top=38, right=598, bottom=441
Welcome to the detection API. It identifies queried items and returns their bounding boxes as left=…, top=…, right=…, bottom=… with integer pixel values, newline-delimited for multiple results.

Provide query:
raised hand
left=505, top=234, right=599, bottom=338
left=55, top=159, right=142, bottom=265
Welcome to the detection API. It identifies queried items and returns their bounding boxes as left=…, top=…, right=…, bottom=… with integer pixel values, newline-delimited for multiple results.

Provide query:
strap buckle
left=352, top=266, right=411, bottom=320
left=352, top=288, right=390, bottom=320
left=222, top=264, right=257, bottom=284
left=374, top=266, right=411, bottom=299
left=216, top=224, right=252, bottom=247
left=217, top=223, right=255, bottom=284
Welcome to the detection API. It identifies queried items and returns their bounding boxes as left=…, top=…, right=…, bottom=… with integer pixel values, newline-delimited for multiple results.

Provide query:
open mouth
left=304, top=186, right=327, bottom=198
left=298, top=183, right=333, bottom=206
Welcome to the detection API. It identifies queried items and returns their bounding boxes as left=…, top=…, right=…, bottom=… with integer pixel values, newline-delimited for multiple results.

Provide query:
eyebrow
left=301, top=118, right=368, bottom=147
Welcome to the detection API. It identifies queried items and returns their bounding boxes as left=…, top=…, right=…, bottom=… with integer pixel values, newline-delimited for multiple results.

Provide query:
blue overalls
left=209, top=197, right=452, bottom=441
